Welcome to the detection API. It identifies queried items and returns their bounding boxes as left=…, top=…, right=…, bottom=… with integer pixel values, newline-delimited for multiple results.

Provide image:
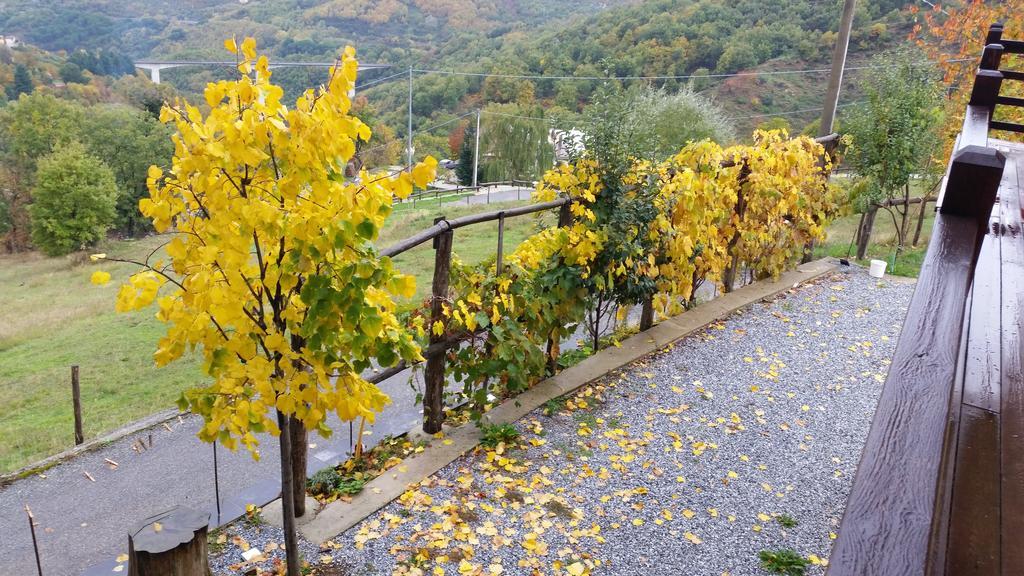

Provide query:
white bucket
left=869, top=259, right=887, bottom=278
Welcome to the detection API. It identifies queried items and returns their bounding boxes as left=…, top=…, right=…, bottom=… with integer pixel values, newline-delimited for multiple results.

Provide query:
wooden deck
left=945, top=138, right=1024, bottom=574
left=826, top=26, right=1024, bottom=575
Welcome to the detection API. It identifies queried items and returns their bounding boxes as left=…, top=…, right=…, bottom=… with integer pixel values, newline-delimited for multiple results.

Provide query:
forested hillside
left=0, top=0, right=633, bottom=60
left=1, top=0, right=928, bottom=181
left=365, top=0, right=917, bottom=138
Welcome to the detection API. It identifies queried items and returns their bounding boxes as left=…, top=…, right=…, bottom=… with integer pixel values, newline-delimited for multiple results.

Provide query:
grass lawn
left=814, top=198, right=936, bottom=278
left=0, top=198, right=538, bottom=473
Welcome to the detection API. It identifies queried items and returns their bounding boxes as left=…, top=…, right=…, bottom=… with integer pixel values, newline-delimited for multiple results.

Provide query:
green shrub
left=308, top=468, right=342, bottom=497
left=480, top=422, right=520, bottom=448
left=28, top=142, right=118, bottom=256
left=776, top=514, right=798, bottom=528
left=759, top=548, right=809, bottom=575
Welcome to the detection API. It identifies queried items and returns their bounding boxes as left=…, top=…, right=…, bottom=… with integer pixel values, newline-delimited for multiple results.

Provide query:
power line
left=724, top=101, right=864, bottom=122
left=355, top=69, right=410, bottom=90
left=359, top=110, right=478, bottom=155
left=409, top=58, right=969, bottom=83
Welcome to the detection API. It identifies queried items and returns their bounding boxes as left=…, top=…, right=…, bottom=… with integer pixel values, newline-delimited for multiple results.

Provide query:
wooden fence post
left=424, top=218, right=453, bottom=434
left=71, top=365, right=83, bottom=446
left=496, top=212, right=505, bottom=274
left=546, top=201, right=574, bottom=374
left=25, top=505, right=42, bottom=576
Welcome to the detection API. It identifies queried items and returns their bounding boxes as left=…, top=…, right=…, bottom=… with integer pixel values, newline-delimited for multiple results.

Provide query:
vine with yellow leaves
left=424, top=130, right=837, bottom=421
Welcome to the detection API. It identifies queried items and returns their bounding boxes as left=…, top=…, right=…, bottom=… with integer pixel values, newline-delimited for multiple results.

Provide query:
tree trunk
left=800, top=239, right=815, bottom=264
left=898, top=184, right=911, bottom=251
left=639, top=296, right=654, bottom=331
left=913, top=195, right=931, bottom=247
left=722, top=252, right=740, bottom=293
left=289, top=416, right=307, bottom=518
left=128, top=507, right=211, bottom=576
left=276, top=411, right=301, bottom=576
left=855, top=207, right=877, bottom=260
left=723, top=161, right=750, bottom=293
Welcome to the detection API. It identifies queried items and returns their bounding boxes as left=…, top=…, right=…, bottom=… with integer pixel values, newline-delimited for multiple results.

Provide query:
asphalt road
left=0, top=298, right=652, bottom=576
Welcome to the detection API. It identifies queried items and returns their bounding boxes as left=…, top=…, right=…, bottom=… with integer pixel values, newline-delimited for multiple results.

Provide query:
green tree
left=845, top=52, right=944, bottom=260
left=29, top=142, right=119, bottom=256
left=576, top=84, right=662, bottom=348
left=59, top=61, right=87, bottom=84
left=480, top=103, right=553, bottom=182
left=456, top=121, right=481, bottom=186
left=629, top=85, right=734, bottom=158
left=78, top=104, right=173, bottom=236
left=6, top=65, right=32, bottom=100
left=0, top=93, right=84, bottom=250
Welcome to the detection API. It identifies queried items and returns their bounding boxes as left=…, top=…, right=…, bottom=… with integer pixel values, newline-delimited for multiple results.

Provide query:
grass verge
left=814, top=199, right=935, bottom=278
left=0, top=199, right=538, bottom=473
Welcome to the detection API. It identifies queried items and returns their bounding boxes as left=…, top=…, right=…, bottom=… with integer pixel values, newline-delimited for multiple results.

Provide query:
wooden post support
left=25, top=505, right=42, bottom=576
left=970, top=70, right=1004, bottom=110
left=71, top=365, right=83, bottom=446
left=980, top=43, right=1004, bottom=72
left=985, top=22, right=1004, bottom=45
left=127, top=506, right=211, bottom=576
left=424, top=218, right=453, bottom=434
left=496, top=212, right=505, bottom=274
left=546, top=201, right=575, bottom=374
left=940, top=146, right=1006, bottom=228
left=288, top=415, right=307, bottom=518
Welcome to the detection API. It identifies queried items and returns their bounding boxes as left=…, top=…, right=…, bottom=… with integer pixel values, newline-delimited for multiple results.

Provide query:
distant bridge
left=133, top=60, right=390, bottom=84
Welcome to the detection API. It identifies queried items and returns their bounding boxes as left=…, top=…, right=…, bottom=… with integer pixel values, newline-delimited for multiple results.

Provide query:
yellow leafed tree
left=93, top=38, right=435, bottom=573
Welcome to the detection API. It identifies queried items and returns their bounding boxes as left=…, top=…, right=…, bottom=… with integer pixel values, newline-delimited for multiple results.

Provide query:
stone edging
left=0, top=408, right=185, bottom=486
left=298, top=258, right=838, bottom=543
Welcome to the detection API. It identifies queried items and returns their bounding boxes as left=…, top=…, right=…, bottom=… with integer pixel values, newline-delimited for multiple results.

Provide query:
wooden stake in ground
left=71, top=365, right=83, bottom=446
left=424, top=218, right=453, bottom=434
left=25, top=505, right=43, bottom=576
left=275, top=411, right=301, bottom=576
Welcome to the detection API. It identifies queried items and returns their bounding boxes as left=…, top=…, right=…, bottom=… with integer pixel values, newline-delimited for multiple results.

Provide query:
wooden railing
left=827, top=26, right=1008, bottom=576
left=366, top=198, right=571, bottom=432
left=975, top=23, right=1024, bottom=135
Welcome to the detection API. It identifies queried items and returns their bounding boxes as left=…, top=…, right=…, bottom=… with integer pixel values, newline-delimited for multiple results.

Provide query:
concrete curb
left=299, top=258, right=838, bottom=543
left=0, top=408, right=185, bottom=486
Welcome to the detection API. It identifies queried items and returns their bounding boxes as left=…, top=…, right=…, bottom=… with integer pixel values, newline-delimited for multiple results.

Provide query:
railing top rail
left=380, top=198, right=569, bottom=258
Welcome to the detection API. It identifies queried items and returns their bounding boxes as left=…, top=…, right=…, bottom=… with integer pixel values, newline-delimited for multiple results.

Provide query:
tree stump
left=128, top=506, right=212, bottom=576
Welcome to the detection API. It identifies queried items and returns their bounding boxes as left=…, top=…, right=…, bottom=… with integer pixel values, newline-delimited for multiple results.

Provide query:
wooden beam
left=423, top=225, right=453, bottom=434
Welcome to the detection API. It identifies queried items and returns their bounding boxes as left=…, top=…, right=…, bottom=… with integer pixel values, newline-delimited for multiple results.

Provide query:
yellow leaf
left=240, top=37, right=257, bottom=60
left=115, top=554, right=128, bottom=562
left=412, top=157, right=438, bottom=189
left=90, top=271, right=111, bottom=285
left=89, top=253, right=106, bottom=262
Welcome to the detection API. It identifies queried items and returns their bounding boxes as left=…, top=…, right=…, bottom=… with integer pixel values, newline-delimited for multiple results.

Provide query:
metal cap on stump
left=128, top=506, right=211, bottom=576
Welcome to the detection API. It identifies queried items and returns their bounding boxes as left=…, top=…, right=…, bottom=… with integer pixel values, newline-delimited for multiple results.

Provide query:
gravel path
left=210, top=267, right=915, bottom=576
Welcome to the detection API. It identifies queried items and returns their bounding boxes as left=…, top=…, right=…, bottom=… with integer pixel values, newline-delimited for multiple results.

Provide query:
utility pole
left=819, top=0, right=857, bottom=136
left=407, top=66, right=414, bottom=172
left=472, top=109, right=481, bottom=188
